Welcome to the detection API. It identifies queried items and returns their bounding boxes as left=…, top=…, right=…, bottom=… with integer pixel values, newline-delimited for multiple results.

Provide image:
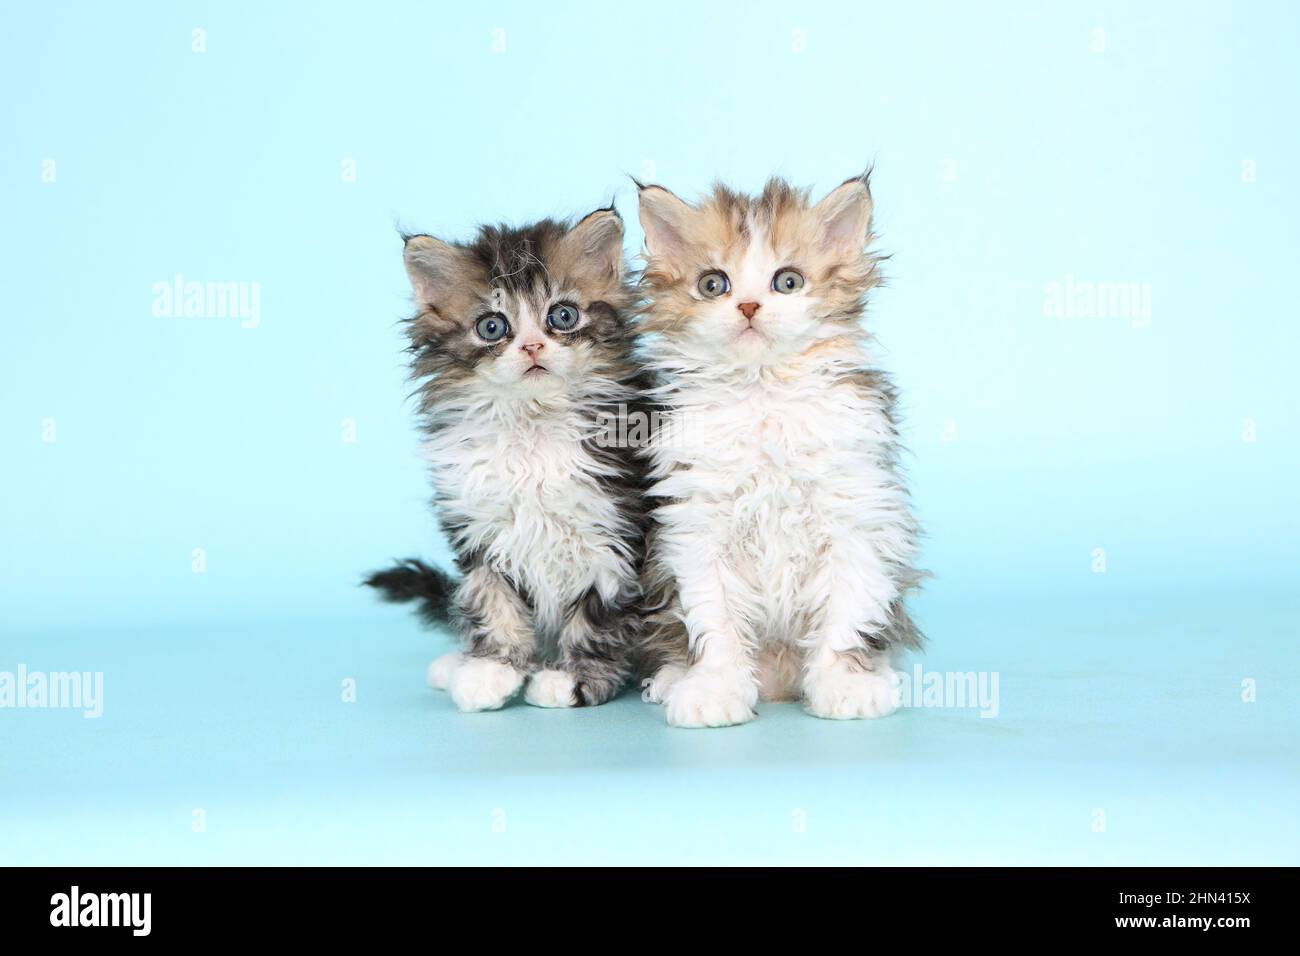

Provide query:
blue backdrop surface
left=2, top=1, right=1296, bottom=864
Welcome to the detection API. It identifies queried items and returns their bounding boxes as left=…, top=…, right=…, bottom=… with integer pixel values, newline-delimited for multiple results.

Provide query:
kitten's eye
left=772, top=269, right=805, bottom=294
left=546, top=302, right=580, bottom=332
left=474, top=313, right=510, bottom=342
left=697, top=271, right=730, bottom=298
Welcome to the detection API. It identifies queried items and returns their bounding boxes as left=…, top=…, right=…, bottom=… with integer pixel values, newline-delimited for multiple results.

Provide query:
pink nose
left=521, top=341, right=545, bottom=356
left=738, top=302, right=761, bottom=320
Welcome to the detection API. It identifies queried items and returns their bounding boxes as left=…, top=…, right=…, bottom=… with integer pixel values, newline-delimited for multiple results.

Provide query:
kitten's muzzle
left=520, top=340, right=549, bottom=374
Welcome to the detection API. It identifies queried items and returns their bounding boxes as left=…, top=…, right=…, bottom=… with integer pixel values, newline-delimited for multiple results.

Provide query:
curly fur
left=634, top=173, right=925, bottom=727
left=367, top=210, right=651, bottom=709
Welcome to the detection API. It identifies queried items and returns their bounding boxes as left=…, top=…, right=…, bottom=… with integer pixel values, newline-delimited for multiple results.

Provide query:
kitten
left=366, top=208, right=649, bottom=711
left=635, top=173, right=924, bottom=728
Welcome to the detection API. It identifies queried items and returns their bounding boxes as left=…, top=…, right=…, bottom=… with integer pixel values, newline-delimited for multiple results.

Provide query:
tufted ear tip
left=402, top=234, right=462, bottom=306
left=637, top=183, right=693, bottom=258
left=575, top=205, right=623, bottom=229
left=813, top=175, right=874, bottom=253
left=845, top=163, right=874, bottom=189
left=629, top=175, right=673, bottom=196
left=562, top=206, right=627, bottom=281
left=636, top=181, right=682, bottom=202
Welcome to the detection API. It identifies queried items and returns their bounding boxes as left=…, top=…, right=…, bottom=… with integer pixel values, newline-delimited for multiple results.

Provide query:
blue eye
left=547, top=302, right=580, bottom=331
left=772, top=269, right=804, bottom=293
left=475, top=313, right=509, bottom=342
left=697, top=271, right=729, bottom=298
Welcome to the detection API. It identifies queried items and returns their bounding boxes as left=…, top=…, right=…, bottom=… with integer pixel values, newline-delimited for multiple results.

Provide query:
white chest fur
left=425, top=403, right=633, bottom=631
left=649, top=359, right=914, bottom=638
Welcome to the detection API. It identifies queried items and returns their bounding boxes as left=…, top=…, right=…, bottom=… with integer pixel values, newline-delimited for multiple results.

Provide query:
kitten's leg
left=637, top=558, right=690, bottom=703
left=661, top=556, right=759, bottom=728
left=446, top=566, right=532, bottom=712
left=527, top=587, right=633, bottom=708
left=639, top=615, right=689, bottom=705
left=800, top=547, right=902, bottom=720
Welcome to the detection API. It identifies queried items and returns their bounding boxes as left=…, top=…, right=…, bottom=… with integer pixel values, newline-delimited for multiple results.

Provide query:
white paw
left=803, top=667, right=901, bottom=720
left=448, top=657, right=524, bottom=712
left=664, top=667, right=757, bottom=728
left=640, top=663, right=688, bottom=704
left=426, top=652, right=463, bottom=690
left=524, top=669, right=578, bottom=708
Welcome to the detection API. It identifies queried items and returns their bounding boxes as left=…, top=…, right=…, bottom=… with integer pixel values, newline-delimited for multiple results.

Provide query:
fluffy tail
left=363, top=558, right=458, bottom=625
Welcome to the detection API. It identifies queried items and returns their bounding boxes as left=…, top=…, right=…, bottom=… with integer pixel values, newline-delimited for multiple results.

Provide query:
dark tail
left=363, top=558, right=458, bottom=625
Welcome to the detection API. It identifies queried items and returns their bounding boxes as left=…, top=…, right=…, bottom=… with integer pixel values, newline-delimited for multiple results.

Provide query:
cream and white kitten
left=635, top=174, right=924, bottom=728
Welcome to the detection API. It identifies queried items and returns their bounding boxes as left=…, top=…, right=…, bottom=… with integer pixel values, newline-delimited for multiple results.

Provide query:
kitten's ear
left=812, top=175, right=874, bottom=255
left=637, top=183, right=693, bottom=258
left=402, top=234, right=463, bottom=308
left=560, top=207, right=625, bottom=281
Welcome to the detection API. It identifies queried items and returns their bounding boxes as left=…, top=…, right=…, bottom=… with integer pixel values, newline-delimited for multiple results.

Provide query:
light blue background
left=2, top=1, right=1296, bottom=864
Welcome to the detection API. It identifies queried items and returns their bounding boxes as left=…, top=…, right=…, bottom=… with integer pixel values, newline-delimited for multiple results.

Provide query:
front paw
left=803, top=667, right=901, bottom=720
left=524, top=669, right=578, bottom=708
left=640, top=663, right=688, bottom=704
left=426, top=651, right=463, bottom=690
left=448, top=657, right=524, bottom=712
left=664, top=667, right=757, bottom=728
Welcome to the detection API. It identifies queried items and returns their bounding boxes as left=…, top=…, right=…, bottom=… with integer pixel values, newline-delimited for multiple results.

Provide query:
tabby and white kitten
left=636, top=174, right=924, bottom=728
left=367, top=209, right=648, bottom=711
